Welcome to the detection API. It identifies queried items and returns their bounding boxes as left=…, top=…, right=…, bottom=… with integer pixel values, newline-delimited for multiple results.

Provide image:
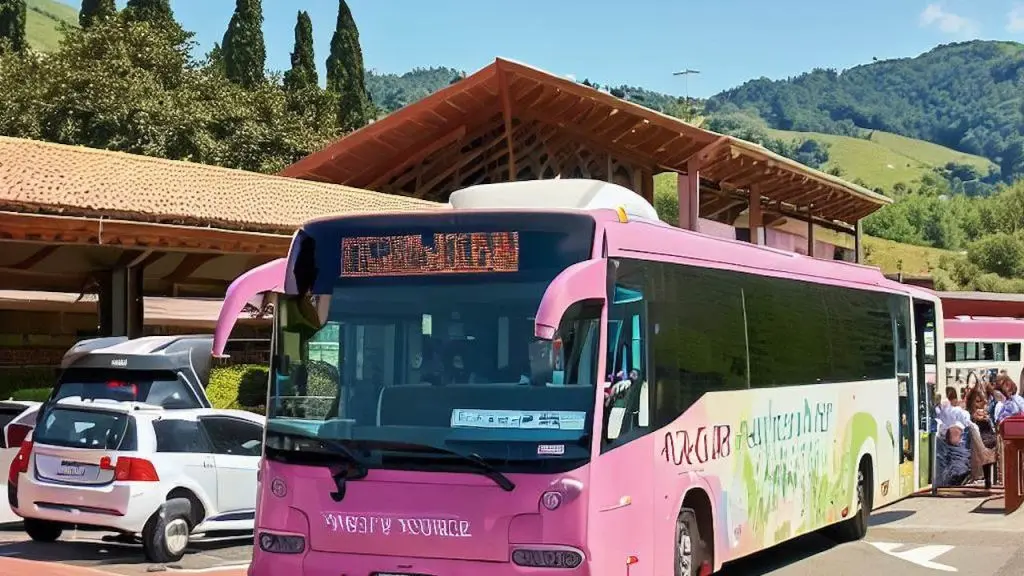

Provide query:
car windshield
left=54, top=368, right=200, bottom=409
left=267, top=213, right=599, bottom=473
left=33, top=405, right=134, bottom=451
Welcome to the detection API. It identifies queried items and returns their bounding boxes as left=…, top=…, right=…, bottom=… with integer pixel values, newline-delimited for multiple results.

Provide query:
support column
left=98, top=265, right=144, bottom=338
left=806, top=205, right=816, bottom=258
left=678, top=159, right=700, bottom=231
left=855, top=219, right=864, bottom=264
left=748, top=186, right=762, bottom=245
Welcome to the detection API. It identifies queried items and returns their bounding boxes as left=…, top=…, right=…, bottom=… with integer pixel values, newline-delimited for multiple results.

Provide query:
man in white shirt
left=935, top=386, right=972, bottom=436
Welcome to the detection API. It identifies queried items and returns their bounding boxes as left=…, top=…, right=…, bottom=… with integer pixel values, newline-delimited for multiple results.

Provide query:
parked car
left=51, top=335, right=216, bottom=409
left=8, top=397, right=264, bottom=563
left=0, top=401, right=41, bottom=524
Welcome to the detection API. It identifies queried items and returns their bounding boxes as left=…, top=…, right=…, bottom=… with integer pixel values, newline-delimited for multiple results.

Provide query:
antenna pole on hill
left=672, top=69, right=701, bottom=119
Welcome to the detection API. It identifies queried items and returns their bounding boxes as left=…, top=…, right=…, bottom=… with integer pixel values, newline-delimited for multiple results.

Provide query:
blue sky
left=63, top=1, right=1024, bottom=98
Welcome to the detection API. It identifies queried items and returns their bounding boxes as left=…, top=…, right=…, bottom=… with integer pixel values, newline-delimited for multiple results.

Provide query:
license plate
left=57, top=463, right=87, bottom=477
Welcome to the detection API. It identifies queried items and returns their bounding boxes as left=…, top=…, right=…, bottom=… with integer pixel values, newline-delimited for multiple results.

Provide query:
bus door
left=894, top=299, right=916, bottom=498
left=913, top=299, right=938, bottom=490
left=590, top=276, right=655, bottom=571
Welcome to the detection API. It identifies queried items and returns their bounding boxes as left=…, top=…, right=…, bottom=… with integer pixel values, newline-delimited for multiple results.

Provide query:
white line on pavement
left=869, top=541, right=957, bottom=572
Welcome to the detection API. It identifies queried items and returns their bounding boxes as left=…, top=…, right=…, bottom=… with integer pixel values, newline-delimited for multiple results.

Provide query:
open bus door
left=913, top=298, right=938, bottom=491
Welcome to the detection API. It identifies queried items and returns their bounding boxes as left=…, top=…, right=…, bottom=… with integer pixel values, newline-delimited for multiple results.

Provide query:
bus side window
left=1010, top=343, right=1022, bottom=362
left=603, top=274, right=650, bottom=448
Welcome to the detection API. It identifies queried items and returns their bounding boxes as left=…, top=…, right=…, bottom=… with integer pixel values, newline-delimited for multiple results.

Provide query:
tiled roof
left=0, top=136, right=443, bottom=234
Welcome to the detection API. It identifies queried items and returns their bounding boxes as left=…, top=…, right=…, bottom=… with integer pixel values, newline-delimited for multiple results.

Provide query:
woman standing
left=966, top=387, right=998, bottom=489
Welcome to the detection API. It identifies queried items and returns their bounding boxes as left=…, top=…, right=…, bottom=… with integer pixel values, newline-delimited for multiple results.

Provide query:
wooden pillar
left=806, top=205, right=816, bottom=258
left=98, top=265, right=144, bottom=338
left=678, top=159, right=700, bottom=231
left=497, top=66, right=516, bottom=181
left=640, top=169, right=654, bottom=205
left=748, top=187, right=762, bottom=245
left=855, top=219, right=864, bottom=264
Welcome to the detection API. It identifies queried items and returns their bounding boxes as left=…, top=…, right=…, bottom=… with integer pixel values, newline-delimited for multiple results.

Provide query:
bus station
left=0, top=60, right=1021, bottom=576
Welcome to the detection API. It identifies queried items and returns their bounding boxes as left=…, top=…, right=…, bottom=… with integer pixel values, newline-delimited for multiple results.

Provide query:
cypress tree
left=123, top=0, right=174, bottom=26
left=326, top=0, right=369, bottom=131
left=0, top=0, right=27, bottom=54
left=221, top=0, right=266, bottom=89
left=79, top=0, right=116, bottom=28
left=283, top=10, right=317, bottom=92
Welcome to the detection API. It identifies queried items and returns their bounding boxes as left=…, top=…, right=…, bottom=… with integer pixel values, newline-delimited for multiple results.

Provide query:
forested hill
left=705, top=40, right=1024, bottom=182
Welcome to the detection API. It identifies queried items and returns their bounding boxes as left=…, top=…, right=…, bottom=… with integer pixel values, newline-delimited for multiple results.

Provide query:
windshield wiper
left=368, top=440, right=516, bottom=492
left=319, top=439, right=369, bottom=502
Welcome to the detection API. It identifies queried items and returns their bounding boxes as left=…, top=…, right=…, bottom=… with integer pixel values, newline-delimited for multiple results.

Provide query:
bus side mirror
left=213, top=258, right=287, bottom=358
left=534, top=258, right=607, bottom=340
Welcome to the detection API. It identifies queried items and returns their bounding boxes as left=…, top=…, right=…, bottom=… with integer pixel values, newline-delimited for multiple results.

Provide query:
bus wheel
left=832, top=459, right=871, bottom=542
left=676, top=508, right=713, bottom=576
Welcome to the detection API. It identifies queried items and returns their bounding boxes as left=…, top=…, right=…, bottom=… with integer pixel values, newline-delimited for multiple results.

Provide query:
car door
left=152, top=418, right=218, bottom=513
left=199, top=416, right=263, bottom=515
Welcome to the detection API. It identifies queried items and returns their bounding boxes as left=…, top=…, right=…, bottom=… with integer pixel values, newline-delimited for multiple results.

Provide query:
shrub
left=207, top=364, right=268, bottom=410
left=307, top=360, right=338, bottom=398
left=10, top=388, right=53, bottom=402
left=237, top=366, right=269, bottom=408
left=0, top=367, right=59, bottom=398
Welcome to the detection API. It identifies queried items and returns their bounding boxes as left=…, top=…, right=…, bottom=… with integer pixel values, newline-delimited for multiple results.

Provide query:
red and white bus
left=943, top=316, right=1024, bottom=391
left=214, top=179, right=942, bottom=575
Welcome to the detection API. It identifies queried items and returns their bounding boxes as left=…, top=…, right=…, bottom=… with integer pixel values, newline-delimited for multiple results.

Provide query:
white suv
left=8, top=398, right=264, bottom=563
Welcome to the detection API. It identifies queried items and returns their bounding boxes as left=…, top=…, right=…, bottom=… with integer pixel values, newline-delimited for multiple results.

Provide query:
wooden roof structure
left=0, top=137, right=440, bottom=296
left=282, top=58, right=891, bottom=228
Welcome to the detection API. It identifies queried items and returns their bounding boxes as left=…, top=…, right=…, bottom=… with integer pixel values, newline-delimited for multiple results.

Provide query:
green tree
left=967, top=233, right=1024, bottom=279
left=0, top=0, right=27, bottom=54
left=0, top=15, right=336, bottom=174
left=80, top=0, right=116, bottom=28
left=326, top=0, right=369, bottom=131
left=283, top=10, right=317, bottom=92
left=123, top=0, right=174, bottom=25
left=221, top=0, right=266, bottom=89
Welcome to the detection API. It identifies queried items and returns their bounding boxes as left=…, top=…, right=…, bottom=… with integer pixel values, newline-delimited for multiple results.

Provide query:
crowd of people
left=935, top=370, right=1024, bottom=488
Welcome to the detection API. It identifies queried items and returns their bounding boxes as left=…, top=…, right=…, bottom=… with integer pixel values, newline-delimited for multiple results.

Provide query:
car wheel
left=142, top=498, right=193, bottom=563
left=24, top=518, right=63, bottom=542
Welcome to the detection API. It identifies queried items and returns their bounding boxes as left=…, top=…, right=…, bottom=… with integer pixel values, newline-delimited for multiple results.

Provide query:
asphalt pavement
left=0, top=492, right=1018, bottom=575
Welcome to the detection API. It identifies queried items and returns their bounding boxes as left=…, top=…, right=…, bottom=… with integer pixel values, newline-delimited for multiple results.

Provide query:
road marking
left=869, top=541, right=957, bottom=572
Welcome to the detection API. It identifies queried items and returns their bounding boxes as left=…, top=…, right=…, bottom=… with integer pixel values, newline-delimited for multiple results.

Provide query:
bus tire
left=675, top=508, right=713, bottom=576
left=832, top=458, right=872, bottom=542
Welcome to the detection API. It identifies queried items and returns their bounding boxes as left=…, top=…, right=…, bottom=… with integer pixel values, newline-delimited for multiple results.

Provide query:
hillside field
left=765, top=128, right=995, bottom=191
left=25, top=0, right=78, bottom=53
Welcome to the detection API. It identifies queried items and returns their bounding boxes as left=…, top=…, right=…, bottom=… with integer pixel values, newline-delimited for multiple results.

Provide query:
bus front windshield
left=267, top=218, right=599, bottom=475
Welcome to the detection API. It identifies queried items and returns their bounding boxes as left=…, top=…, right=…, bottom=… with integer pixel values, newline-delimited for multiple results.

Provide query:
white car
left=0, top=401, right=41, bottom=524
left=8, top=397, right=264, bottom=563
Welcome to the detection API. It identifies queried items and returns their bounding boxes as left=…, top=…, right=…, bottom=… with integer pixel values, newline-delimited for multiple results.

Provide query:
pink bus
left=213, top=180, right=943, bottom=576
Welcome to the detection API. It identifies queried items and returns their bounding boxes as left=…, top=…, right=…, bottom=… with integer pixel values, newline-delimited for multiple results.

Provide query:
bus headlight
left=258, top=532, right=305, bottom=554
left=511, top=547, right=584, bottom=568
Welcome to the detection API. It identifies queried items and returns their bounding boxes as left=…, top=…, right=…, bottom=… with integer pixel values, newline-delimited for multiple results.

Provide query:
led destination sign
left=340, top=232, right=519, bottom=278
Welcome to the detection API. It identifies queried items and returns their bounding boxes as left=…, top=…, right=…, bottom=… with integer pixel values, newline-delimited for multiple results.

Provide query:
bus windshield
left=267, top=213, right=599, bottom=474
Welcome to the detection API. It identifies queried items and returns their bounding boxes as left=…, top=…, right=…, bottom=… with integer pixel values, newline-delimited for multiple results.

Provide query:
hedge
left=0, top=363, right=337, bottom=417
left=0, top=367, right=59, bottom=398
left=208, top=364, right=269, bottom=410
left=10, top=387, right=53, bottom=402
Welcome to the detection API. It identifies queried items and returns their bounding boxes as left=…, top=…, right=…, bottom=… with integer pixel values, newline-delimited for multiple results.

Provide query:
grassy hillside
left=707, top=40, right=1024, bottom=182
left=25, top=0, right=78, bottom=53
left=764, top=128, right=995, bottom=191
